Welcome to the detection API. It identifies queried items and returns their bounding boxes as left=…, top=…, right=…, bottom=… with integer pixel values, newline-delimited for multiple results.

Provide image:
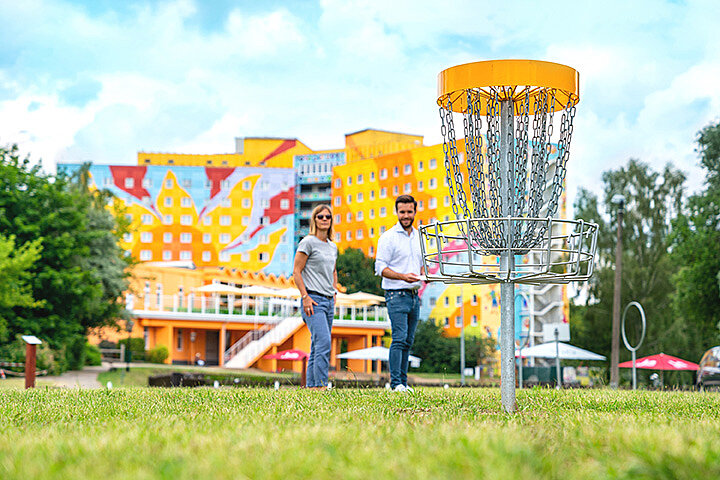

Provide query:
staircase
left=224, top=315, right=304, bottom=369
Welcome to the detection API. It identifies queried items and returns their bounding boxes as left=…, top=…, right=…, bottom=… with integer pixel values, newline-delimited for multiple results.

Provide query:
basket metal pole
left=499, top=98, right=516, bottom=413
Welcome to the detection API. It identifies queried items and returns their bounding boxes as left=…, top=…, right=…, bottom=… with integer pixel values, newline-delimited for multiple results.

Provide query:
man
left=375, top=194, right=424, bottom=392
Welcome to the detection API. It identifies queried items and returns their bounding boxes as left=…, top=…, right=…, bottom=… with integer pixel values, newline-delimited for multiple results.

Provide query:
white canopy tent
left=336, top=346, right=421, bottom=368
left=194, top=284, right=246, bottom=295
left=515, top=342, right=606, bottom=361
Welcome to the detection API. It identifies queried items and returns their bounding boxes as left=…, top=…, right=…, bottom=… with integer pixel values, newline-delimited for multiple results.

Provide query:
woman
left=293, top=204, right=338, bottom=390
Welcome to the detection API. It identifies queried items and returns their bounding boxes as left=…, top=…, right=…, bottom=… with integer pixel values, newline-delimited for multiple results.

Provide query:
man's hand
left=402, top=273, right=422, bottom=283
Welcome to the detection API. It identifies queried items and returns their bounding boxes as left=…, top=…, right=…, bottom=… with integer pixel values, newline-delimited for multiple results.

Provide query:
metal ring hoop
left=621, top=301, right=646, bottom=352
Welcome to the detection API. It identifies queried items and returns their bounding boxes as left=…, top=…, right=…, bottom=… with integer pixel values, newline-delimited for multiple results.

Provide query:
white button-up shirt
left=375, top=222, right=423, bottom=291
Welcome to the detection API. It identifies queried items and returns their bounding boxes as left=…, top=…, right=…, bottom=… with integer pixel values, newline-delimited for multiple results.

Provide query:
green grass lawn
left=97, top=366, right=297, bottom=387
left=1, top=387, right=719, bottom=479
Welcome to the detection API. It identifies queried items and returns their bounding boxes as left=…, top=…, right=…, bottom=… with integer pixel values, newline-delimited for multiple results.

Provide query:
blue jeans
left=302, top=293, right=334, bottom=388
left=386, top=290, right=420, bottom=388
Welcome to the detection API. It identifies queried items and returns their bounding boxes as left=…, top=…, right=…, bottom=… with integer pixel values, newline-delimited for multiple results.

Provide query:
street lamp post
left=126, top=318, right=134, bottom=372
left=460, top=285, right=466, bottom=386
left=610, top=194, right=625, bottom=389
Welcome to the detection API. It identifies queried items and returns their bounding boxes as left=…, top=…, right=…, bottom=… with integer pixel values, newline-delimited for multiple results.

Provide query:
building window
left=370, top=209, right=375, bottom=219
left=357, top=192, right=363, bottom=202
left=141, top=232, right=153, bottom=243
left=404, top=164, right=411, bottom=174
left=380, top=188, right=386, bottom=198
left=281, top=253, right=288, bottom=263
left=182, top=197, right=192, bottom=208
left=444, top=196, right=451, bottom=207
left=380, top=169, right=387, bottom=179
left=429, top=198, right=437, bottom=208
left=260, top=199, right=269, bottom=208
left=347, top=194, right=352, bottom=204
left=471, top=315, right=478, bottom=326
left=357, top=174, right=363, bottom=184
left=180, top=215, right=192, bottom=225
left=444, top=317, right=449, bottom=327
left=202, top=251, right=211, bottom=262
left=204, top=179, right=212, bottom=189
left=335, top=233, right=341, bottom=242
left=182, top=179, right=191, bottom=188
left=347, top=176, right=352, bottom=186
left=259, top=252, right=268, bottom=262
left=220, top=233, right=230, bottom=243
left=472, top=295, right=478, bottom=305
left=241, top=216, right=249, bottom=226
left=180, top=233, right=192, bottom=243
left=122, top=233, right=133, bottom=243
left=456, top=316, right=462, bottom=327
left=335, top=196, right=341, bottom=206
left=164, top=197, right=172, bottom=207
left=393, top=166, right=399, bottom=177
left=261, top=181, right=270, bottom=191
left=259, top=216, right=270, bottom=225
left=356, top=229, right=363, bottom=239
left=260, top=234, right=268, bottom=244
left=176, top=329, right=183, bottom=351
left=280, top=199, right=289, bottom=210
left=380, top=207, right=386, bottom=217
left=418, top=161, right=424, bottom=171
left=429, top=178, right=437, bottom=189
left=203, top=216, right=211, bottom=226
left=456, top=296, right=462, bottom=305
left=346, top=212, right=352, bottom=222
left=163, top=214, right=172, bottom=224
left=241, top=253, right=249, bottom=262
left=140, top=250, right=152, bottom=261
left=369, top=246, right=374, bottom=256
left=346, top=231, right=352, bottom=240
left=180, top=251, right=192, bottom=260
left=430, top=158, right=437, bottom=169
left=334, top=214, right=341, bottom=224
left=165, top=179, right=173, bottom=188
left=103, top=177, right=112, bottom=187
left=404, top=183, right=411, bottom=194
left=370, top=190, right=375, bottom=200
left=242, top=198, right=251, bottom=208
left=370, top=227, right=374, bottom=237
left=219, top=252, right=230, bottom=262
left=162, top=250, right=172, bottom=261
left=357, top=211, right=363, bottom=221
left=444, top=297, right=449, bottom=306
left=142, top=178, right=152, bottom=188
left=124, top=178, right=135, bottom=188
left=221, top=198, right=231, bottom=208
left=141, top=214, right=153, bottom=225
left=380, top=226, right=386, bottom=234
left=203, top=233, right=211, bottom=244
left=418, top=200, right=424, bottom=211
left=418, top=181, right=424, bottom=191
left=243, top=180, right=251, bottom=191
left=393, top=185, right=399, bottom=196
left=370, top=172, right=375, bottom=181
left=335, top=179, right=341, bottom=188
left=220, top=215, right=231, bottom=226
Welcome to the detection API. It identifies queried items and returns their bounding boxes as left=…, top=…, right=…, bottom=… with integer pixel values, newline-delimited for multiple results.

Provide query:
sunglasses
left=316, top=214, right=332, bottom=220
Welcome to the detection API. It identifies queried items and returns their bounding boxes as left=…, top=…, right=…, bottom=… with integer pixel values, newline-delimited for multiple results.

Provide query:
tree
left=411, top=320, right=495, bottom=373
left=0, top=145, right=131, bottom=351
left=0, top=234, right=43, bottom=342
left=335, top=248, right=382, bottom=295
left=671, top=122, right=720, bottom=359
left=572, top=159, right=686, bottom=366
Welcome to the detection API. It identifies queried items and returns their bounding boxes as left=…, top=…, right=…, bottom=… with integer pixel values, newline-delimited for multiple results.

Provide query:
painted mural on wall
left=60, top=164, right=296, bottom=276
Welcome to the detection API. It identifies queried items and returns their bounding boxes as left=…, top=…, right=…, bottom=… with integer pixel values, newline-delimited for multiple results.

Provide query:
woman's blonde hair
left=309, top=204, right=333, bottom=239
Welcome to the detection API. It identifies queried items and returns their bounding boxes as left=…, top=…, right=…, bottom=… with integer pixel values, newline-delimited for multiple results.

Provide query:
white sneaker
left=404, top=385, right=415, bottom=393
left=392, top=384, right=407, bottom=393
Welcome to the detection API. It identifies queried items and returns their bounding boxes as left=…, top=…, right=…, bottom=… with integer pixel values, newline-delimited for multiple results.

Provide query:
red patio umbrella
left=618, top=353, right=699, bottom=371
left=619, top=353, right=699, bottom=389
left=263, top=349, right=308, bottom=387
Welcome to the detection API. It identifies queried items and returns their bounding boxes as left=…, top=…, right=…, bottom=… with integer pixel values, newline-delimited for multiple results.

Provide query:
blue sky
left=1, top=0, right=719, bottom=204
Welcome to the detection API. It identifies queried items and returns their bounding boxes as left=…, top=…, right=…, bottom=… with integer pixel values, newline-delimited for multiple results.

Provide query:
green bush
left=65, top=336, right=86, bottom=370
left=146, top=345, right=169, bottom=364
left=84, top=343, right=102, bottom=366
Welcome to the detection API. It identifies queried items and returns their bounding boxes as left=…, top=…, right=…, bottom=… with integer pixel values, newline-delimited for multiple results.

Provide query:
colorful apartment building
left=62, top=130, right=569, bottom=372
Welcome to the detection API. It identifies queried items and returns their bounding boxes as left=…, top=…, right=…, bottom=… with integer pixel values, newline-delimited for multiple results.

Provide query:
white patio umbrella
left=194, top=284, right=246, bottom=295
left=515, top=342, right=606, bottom=361
left=337, top=346, right=422, bottom=367
left=274, top=287, right=302, bottom=298
left=346, top=291, right=386, bottom=305
left=233, top=285, right=283, bottom=297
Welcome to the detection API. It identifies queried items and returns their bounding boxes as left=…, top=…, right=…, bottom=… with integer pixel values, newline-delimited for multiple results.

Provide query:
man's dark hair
left=395, top=194, right=417, bottom=211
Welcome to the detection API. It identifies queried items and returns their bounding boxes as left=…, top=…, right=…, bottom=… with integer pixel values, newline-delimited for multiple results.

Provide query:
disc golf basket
left=419, top=60, right=598, bottom=413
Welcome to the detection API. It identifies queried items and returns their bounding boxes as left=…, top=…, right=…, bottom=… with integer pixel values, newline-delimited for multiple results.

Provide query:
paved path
left=43, top=364, right=110, bottom=389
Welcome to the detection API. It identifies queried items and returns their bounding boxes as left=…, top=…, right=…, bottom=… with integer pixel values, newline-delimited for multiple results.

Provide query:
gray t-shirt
left=297, top=235, right=338, bottom=296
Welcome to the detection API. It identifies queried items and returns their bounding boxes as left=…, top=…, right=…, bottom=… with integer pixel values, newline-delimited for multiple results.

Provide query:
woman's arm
left=293, top=250, right=318, bottom=314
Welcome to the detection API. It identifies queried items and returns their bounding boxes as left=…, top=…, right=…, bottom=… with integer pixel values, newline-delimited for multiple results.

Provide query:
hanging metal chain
left=439, top=100, right=467, bottom=240
left=544, top=95, right=576, bottom=220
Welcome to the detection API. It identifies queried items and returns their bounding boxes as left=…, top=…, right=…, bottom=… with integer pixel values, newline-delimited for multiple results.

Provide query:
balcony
left=297, top=191, right=331, bottom=202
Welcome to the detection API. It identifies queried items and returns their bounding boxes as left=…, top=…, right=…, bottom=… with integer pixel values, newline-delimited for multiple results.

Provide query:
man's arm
left=381, top=267, right=421, bottom=283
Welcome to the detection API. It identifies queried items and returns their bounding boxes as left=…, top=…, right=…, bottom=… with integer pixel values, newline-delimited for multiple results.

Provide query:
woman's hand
left=303, top=295, right=319, bottom=316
